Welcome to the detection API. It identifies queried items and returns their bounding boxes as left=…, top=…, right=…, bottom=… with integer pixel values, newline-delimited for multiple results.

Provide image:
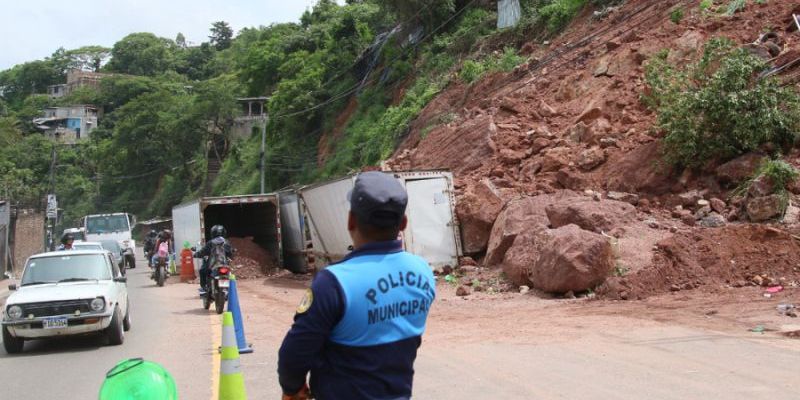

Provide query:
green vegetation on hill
left=644, top=38, right=800, bottom=168
left=0, top=0, right=600, bottom=227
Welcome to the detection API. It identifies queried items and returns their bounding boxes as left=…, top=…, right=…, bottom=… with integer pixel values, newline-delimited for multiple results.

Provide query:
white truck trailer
left=172, top=194, right=283, bottom=273
left=289, top=170, right=462, bottom=271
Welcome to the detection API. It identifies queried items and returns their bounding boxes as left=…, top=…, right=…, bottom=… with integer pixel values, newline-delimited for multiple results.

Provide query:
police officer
left=278, top=171, right=436, bottom=400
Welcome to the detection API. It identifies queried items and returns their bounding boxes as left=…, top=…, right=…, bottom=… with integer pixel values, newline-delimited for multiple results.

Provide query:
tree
left=106, top=33, right=176, bottom=76
left=66, top=46, right=112, bottom=71
left=176, top=33, right=187, bottom=48
left=377, top=0, right=456, bottom=28
left=175, top=42, right=216, bottom=81
left=209, top=21, right=234, bottom=51
left=0, top=61, right=61, bottom=105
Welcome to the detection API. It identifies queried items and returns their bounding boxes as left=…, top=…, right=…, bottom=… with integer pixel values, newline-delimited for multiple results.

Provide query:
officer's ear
left=347, top=211, right=357, bottom=232
left=398, top=215, right=408, bottom=232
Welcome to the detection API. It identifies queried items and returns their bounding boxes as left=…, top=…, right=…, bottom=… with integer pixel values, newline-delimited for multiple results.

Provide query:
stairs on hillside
left=204, top=135, right=227, bottom=196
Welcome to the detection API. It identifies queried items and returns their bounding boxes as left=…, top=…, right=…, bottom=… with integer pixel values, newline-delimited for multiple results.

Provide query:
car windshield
left=86, top=215, right=129, bottom=234
left=73, top=243, right=103, bottom=250
left=21, top=254, right=111, bottom=285
left=100, top=240, right=121, bottom=252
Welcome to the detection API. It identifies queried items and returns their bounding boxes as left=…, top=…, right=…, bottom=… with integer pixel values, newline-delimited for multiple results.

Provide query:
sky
left=0, top=0, right=327, bottom=70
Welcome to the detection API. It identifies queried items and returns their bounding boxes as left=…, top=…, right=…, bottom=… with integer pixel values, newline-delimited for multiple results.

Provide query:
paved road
left=0, top=256, right=218, bottom=399
left=232, top=278, right=800, bottom=400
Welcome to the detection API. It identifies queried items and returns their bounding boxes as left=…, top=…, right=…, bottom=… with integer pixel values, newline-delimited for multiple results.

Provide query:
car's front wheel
left=106, top=306, right=124, bottom=346
left=2, top=325, right=24, bottom=354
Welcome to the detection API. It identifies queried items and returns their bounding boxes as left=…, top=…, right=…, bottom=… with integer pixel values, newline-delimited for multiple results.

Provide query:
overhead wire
left=269, top=0, right=481, bottom=121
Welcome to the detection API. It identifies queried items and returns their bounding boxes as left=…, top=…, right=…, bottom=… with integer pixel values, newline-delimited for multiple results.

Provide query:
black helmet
left=148, top=230, right=158, bottom=237
left=210, top=225, right=226, bottom=238
left=61, top=232, right=75, bottom=245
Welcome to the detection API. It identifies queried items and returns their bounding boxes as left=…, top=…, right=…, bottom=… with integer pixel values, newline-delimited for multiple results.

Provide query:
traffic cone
left=227, top=275, right=254, bottom=354
left=219, top=312, right=247, bottom=400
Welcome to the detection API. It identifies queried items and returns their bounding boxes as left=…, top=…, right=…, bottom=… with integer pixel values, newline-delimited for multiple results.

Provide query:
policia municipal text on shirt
left=278, top=171, right=436, bottom=400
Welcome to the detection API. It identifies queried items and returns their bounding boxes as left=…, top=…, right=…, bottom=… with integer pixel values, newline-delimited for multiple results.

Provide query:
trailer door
left=404, top=177, right=458, bottom=268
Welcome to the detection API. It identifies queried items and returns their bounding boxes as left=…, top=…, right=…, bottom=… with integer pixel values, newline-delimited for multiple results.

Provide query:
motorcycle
left=202, top=256, right=231, bottom=314
left=151, top=256, right=167, bottom=287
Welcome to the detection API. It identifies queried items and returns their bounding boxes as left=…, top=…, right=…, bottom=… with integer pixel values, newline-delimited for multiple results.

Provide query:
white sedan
left=2, top=250, right=130, bottom=354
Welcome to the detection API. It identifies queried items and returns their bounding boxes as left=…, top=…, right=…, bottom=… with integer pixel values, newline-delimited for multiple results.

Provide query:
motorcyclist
left=194, top=225, right=233, bottom=295
left=151, top=230, right=174, bottom=277
left=144, top=230, right=158, bottom=260
left=56, top=232, right=75, bottom=251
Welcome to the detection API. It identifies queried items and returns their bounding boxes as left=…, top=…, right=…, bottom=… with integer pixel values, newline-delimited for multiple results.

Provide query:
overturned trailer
left=172, top=194, right=282, bottom=271
left=286, top=171, right=462, bottom=271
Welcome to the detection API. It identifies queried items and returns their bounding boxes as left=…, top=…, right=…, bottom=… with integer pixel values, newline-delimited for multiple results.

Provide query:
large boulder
left=545, top=197, right=636, bottom=233
left=485, top=191, right=579, bottom=267
left=746, top=195, right=783, bottom=222
left=530, top=224, right=615, bottom=293
left=456, top=179, right=505, bottom=254
left=715, top=153, right=764, bottom=186
left=501, top=229, right=553, bottom=286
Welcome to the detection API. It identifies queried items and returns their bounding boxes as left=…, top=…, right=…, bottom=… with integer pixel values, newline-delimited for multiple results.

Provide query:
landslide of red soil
left=383, top=0, right=800, bottom=297
left=600, top=225, right=800, bottom=299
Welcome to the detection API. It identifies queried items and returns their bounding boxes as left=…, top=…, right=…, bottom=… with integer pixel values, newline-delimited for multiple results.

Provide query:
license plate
left=43, top=317, right=68, bottom=329
left=218, top=280, right=229, bottom=288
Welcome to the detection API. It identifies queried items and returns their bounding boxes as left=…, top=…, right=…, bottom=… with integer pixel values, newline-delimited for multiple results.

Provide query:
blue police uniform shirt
left=278, top=240, right=436, bottom=400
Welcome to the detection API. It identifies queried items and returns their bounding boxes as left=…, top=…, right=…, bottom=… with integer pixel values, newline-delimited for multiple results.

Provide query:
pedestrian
left=278, top=171, right=436, bottom=400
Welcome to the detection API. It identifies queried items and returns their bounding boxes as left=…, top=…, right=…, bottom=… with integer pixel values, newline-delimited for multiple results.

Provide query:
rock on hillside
left=384, top=0, right=800, bottom=297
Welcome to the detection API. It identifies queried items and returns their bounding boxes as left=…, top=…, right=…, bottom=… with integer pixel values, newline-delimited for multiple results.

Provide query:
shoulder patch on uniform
left=296, top=289, right=314, bottom=314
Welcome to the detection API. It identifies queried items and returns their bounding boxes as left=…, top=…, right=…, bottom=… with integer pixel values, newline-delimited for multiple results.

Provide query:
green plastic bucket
left=98, top=358, right=177, bottom=400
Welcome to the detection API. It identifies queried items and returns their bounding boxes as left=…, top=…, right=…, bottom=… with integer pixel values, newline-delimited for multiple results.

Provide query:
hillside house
left=47, top=69, right=113, bottom=99
left=33, top=105, right=100, bottom=143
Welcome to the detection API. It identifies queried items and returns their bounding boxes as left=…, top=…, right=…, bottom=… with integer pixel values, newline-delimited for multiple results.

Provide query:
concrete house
left=47, top=69, right=113, bottom=99
left=33, top=105, right=100, bottom=143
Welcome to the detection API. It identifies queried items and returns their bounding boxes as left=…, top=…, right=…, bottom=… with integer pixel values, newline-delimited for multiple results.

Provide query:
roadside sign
left=46, top=194, right=57, bottom=219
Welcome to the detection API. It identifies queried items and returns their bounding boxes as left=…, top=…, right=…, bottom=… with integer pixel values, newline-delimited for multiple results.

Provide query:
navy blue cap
left=348, top=172, right=408, bottom=228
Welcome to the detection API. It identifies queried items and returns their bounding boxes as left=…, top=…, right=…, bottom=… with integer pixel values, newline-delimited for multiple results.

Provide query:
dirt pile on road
left=600, top=225, right=800, bottom=300
left=384, top=0, right=800, bottom=297
left=229, top=237, right=276, bottom=279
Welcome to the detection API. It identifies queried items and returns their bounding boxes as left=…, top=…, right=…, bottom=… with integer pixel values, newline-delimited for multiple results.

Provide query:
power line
left=270, top=0, right=480, bottom=122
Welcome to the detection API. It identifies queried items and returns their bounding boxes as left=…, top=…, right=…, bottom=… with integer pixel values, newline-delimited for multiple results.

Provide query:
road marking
left=211, top=311, right=221, bottom=400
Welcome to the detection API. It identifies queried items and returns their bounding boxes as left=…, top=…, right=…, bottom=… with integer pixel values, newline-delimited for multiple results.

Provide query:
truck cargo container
left=172, top=194, right=282, bottom=273
left=294, top=171, right=462, bottom=270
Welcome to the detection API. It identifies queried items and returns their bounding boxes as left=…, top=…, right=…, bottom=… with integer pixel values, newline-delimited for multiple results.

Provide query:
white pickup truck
left=2, top=250, right=131, bottom=354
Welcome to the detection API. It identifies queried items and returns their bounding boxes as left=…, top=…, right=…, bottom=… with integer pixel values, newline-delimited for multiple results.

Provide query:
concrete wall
left=12, top=210, right=44, bottom=275
left=0, top=203, right=9, bottom=273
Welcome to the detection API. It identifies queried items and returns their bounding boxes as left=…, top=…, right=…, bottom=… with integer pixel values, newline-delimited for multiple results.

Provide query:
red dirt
left=229, top=236, right=276, bottom=279
left=380, top=0, right=800, bottom=298
left=600, top=225, right=800, bottom=299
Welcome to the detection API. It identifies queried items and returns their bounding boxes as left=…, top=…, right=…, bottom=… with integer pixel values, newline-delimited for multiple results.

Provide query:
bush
left=644, top=38, right=800, bottom=168
left=725, top=0, right=746, bottom=16
left=539, top=0, right=588, bottom=33
left=737, top=159, right=798, bottom=214
left=670, top=7, right=684, bottom=24
left=495, top=47, right=525, bottom=72
left=756, top=159, right=799, bottom=193
left=459, top=60, right=486, bottom=84
left=459, top=47, right=524, bottom=84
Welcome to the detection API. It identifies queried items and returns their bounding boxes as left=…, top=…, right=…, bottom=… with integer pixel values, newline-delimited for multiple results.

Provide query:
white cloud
left=0, top=0, right=323, bottom=69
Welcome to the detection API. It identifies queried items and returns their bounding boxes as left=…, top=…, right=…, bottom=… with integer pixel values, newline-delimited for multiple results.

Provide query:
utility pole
left=260, top=114, right=267, bottom=194
left=47, top=143, right=58, bottom=251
